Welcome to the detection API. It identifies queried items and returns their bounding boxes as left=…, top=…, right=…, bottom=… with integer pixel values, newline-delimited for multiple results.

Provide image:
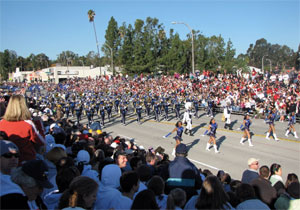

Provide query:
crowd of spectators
left=0, top=90, right=299, bottom=209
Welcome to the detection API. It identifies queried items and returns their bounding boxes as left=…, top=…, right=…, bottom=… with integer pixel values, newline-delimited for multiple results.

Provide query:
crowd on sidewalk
left=0, top=93, right=299, bottom=210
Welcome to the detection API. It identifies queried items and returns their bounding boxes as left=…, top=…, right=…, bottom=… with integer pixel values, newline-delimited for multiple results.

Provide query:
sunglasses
left=2, top=153, right=20, bottom=159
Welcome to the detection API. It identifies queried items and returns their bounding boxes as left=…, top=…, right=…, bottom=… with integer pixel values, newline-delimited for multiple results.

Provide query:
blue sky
left=0, top=0, right=299, bottom=60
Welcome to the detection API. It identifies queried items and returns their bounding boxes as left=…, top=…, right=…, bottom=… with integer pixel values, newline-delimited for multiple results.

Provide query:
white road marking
left=188, top=158, right=221, bottom=171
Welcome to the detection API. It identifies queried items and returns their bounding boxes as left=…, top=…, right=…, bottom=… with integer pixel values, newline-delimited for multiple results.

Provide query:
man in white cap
left=241, top=158, right=259, bottom=184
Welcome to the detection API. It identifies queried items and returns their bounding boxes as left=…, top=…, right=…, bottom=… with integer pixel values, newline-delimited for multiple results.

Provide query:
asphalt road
left=77, top=109, right=300, bottom=182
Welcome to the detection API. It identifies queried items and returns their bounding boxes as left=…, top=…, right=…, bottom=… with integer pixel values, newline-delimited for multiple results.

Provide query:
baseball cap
left=247, top=158, right=259, bottom=166
left=0, top=140, right=19, bottom=156
left=22, top=160, right=53, bottom=189
left=176, top=143, right=188, bottom=154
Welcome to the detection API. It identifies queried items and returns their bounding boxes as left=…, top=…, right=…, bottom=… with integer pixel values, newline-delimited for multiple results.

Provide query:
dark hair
left=56, top=157, right=75, bottom=172
left=285, top=173, right=299, bottom=188
left=137, top=164, right=152, bottom=182
left=167, top=188, right=186, bottom=210
left=120, top=171, right=139, bottom=193
left=145, top=152, right=156, bottom=163
left=130, top=156, right=142, bottom=170
left=259, top=165, right=270, bottom=178
left=230, top=180, right=242, bottom=193
left=195, top=175, right=229, bottom=209
left=202, top=169, right=213, bottom=177
left=58, top=176, right=99, bottom=209
left=147, top=175, right=165, bottom=196
left=56, top=166, right=80, bottom=192
left=131, top=189, right=159, bottom=210
left=236, top=183, right=256, bottom=203
left=175, top=121, right=182, bottom=128
left=270, top=163, right=281, bottom=176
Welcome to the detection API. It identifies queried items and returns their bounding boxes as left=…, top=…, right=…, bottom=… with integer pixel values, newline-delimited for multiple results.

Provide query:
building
left=10, top=65, right=120, bottom=83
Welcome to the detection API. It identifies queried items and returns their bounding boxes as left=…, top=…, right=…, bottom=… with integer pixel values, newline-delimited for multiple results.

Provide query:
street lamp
left=172, top=21, right=195, bottom=74
left=266, top=59, right=272, bottom=72
left=104, top=43, right=114, bottom=76
left=262, top=55, right=267, bottom=74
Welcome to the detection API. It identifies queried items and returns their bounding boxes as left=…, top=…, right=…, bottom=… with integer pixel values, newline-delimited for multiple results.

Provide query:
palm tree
left=88, top=9, right=101, bottom=75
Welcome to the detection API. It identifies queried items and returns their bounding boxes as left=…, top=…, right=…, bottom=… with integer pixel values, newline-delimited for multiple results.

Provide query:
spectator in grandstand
left=1, top=160, right=53, bottom=210
left=131, top=189, right=159, bottom=210
left=235, top=183, right=270, bottom=209
left=241, top=158, right=259, bottom=184
left=269, top=163, right=285, bottom=196
left=274, top=181, right=300, bottom=209
left=148, top=175, right=168, bottom=210
left=0, top=140, right=19, bottom=175
left=0, top=95, right=45, bottom=164
left=44, top=166, right=80, bottom=210
left=113, top=171, right=140, bottom=209
left=250, top=165, right=277, bottom=208
left=94, top=164, right=122, bottom=209
left=167, top=188, right=186, bottom=210
left=114, top=150, right=128, bottom=172
left=193, top=175, right=233, bottom=209
left=285, top=173, right=299, bottom=189
left=165, top=143, right=202, bottom=201
left=58, top=176, right=98, bottom=210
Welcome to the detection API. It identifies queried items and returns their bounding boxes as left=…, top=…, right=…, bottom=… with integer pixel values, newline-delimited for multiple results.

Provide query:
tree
left=103, top=16, right=120, bottom=75
left=223, top=39, right=236, bottom=72
left=88, top=9, right=101, bottom=74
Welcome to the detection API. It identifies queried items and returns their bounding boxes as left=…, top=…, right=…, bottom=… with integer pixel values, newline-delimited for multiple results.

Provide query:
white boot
left=214, top=144, right=220, bottom=153
left=274, top=134, right=279, bottom=141
left=248, top=139, right=254, bottom=147
left=294, top=132, right=298, bottom=139
left=240, top=137, right=245, bottom=145
left=172, top=148, right=175, bottom=157
left=206, top=143, right=210, bottom=151
left=285, top=130, right=289, bottom=137
left=266, top=132, right=270, bottom=140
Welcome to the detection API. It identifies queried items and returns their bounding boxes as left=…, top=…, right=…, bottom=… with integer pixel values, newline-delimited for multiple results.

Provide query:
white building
left=10, top=65, right=121, bottom=83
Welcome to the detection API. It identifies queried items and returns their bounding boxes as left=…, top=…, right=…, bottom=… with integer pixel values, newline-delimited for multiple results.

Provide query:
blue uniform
left=174, top=126, right=184, bottom=141
left=288, top=115, right=296, bottom=126
left=244, top=119, right=251, bottom=131
left=268, top=113, right=276, bottom=125
left=209, top=123, right=217, bottom=137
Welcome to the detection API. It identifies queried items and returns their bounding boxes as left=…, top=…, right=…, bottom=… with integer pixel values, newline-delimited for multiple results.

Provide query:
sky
left=0, top=0, right=299, bottom=60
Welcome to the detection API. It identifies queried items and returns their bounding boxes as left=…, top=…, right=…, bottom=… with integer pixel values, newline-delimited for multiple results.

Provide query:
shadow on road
left=230, top=120, right=238, bottom=130
left=216, top=136, right=226, bottom=149
left=186, top=139, right=200, bottom=151
left=193, top=123, right=207, bottom=134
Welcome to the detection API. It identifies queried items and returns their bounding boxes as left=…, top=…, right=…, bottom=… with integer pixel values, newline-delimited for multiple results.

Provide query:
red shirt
left=0, top=119, right=45, bottom=164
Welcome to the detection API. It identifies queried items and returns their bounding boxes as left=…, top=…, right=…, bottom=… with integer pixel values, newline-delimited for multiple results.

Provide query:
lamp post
left=262, top=55, right=267, bottom=74
left=104, top=43, right=114, bottom=75
left=266, top=59, right=272, bottom=72
left=172, top=21, right=195, bottom=74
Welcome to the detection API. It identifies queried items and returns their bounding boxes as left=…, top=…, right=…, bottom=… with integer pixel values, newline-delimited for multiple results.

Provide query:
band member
left=266, top=108, right=279, bottom=141
left=206, top=97, right=214, bottom=117
left=223, top=102, right=232, bottom=130
left=153, top=101, right=160, bottom=122
left=136, top=101, right=143, bottom=124
left=105, top=101, right=113, bottom=121
left=206, top=118, right=219, bottom=153
left=240, top=114, right=254, bottom=146
left=163, top=100, right=170, bottom=121
left=99, top=104, right=105, bottom=127
left=285, top=112, right=298, bottom=138
left=120, top=102, right=127, bottom=125
left=183, top=102, right=193, bottom=136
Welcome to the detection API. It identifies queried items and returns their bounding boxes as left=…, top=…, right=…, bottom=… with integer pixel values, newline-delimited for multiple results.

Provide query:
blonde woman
left=0, top=95, right=45, bottom=164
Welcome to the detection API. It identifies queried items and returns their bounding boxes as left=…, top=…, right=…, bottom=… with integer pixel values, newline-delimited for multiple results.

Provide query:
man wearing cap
left=241, top=158, right=259, bottom=184
left=1, top=159, right=53, bottom=209
left=0, top=140, right=19, bottom=175
left=165, top=143, right=202, bottom=201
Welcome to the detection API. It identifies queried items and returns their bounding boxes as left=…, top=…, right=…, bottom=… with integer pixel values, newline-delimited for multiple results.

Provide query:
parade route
left=78, top=110, right=300, bottom=181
